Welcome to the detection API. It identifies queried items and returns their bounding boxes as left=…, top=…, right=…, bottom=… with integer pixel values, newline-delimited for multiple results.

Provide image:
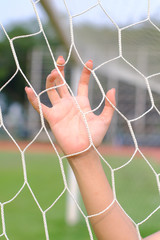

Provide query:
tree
left=0, top=21, right=62, bottom=104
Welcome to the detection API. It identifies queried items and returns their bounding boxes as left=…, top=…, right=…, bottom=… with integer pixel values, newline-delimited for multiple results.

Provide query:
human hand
left=25, top=56, right=116, bottom=156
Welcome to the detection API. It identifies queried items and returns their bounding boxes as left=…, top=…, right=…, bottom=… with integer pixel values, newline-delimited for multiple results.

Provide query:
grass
left=0, top=150, right=159, bottom=239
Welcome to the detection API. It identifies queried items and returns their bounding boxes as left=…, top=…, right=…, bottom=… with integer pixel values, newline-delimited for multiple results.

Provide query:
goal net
left=0, top=0, right=160, bottom=239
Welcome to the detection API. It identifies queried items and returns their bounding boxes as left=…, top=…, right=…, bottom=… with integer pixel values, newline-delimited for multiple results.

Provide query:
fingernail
left=85, top=59, right=93, bottom=69
left=57, top=56, right=64, bottom=61
left=25, top=87, right=30, bottom=95
left=25, top=86, right=29, bottom=91
left=108, top=88, right=115, bottom=93
left=56, top=56, right=65, bottom=65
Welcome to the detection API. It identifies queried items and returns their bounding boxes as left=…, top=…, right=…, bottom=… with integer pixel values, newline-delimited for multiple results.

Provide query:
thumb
left=25, top=87, right=50, bottom=120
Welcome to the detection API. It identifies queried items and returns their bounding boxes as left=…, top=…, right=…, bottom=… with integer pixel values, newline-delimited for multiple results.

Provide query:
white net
left=0, top=0, right=160, bottom=239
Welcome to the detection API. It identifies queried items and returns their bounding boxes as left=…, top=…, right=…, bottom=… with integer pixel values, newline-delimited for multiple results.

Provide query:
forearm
left=143, top=232, right=160, bottom=240
left=68, top=148, right=113, bottom=215
left=68, top=148, right=139, bottom=240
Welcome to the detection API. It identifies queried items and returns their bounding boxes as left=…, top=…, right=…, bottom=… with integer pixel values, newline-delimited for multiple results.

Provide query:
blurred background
left=0, top=0, right=160, bottom=146
left=0, top=1, right=160, bottom=239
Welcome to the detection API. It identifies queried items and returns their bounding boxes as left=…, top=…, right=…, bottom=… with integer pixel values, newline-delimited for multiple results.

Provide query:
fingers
left=25, top=87, right=50, bottom=121
left=55, top=56, right=70, bottom=98
left=46, top=56, right=70, bottom=104
left=100, top=88, right=116, bottom=127
left=77, top=60, right=93, bottom=97
left=46, top=69, right=60, bottom=105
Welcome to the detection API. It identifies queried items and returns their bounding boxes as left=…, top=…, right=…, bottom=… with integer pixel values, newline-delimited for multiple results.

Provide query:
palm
left=47, top=95, right=107, bottom=155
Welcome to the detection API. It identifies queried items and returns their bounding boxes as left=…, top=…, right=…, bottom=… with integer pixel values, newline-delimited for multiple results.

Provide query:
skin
left=25, top=56, right=160, bottom=240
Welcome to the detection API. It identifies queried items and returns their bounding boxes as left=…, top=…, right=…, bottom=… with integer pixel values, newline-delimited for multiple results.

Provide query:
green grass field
left=0, top=150, right=159, bottom=239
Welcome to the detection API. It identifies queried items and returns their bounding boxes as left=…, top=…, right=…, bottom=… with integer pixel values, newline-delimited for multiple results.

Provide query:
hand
left=25, top=56, right=116, bottom=156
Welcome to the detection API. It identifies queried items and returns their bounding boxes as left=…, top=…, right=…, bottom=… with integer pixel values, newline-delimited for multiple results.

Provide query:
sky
left=0, top=0, right=45, bottom=27
left=0, top=0, right=160, bottom=29
left=54, top=0, right=160, bottom=27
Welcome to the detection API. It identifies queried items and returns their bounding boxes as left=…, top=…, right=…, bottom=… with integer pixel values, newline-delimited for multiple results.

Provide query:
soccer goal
left=0, top=0, right=160, bottom=239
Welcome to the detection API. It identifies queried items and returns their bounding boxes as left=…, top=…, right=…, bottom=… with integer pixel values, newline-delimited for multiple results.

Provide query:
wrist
left=67, top=146, right=101, bottom=173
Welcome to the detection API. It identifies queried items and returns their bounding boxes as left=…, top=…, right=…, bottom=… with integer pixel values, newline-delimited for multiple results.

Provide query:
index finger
left=56, top=56, right=70, bottom=98
left=77, top=60, right=93, bottom=97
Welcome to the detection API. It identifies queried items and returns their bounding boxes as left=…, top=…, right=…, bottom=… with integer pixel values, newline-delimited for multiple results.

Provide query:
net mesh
left=0, top=0, right=160, bottom=239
